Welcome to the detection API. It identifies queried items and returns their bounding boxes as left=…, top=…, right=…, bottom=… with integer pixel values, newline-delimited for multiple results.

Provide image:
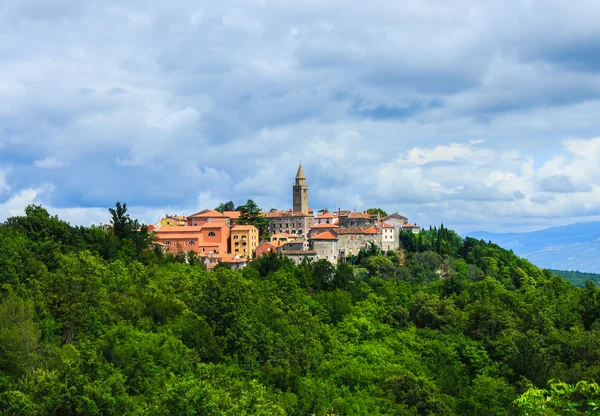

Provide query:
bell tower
left=293, top=163, right=309, bottom=214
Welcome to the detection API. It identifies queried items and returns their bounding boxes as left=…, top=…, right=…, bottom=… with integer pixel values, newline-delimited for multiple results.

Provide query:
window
left=235, top=249, right=239, bottom=252
left=234, top=235, right=238, bottom=239
left=208, top=231, right=216, bottom=237
left=165, top=241, right=171, bottom=245
left=321, top=243, right=324, bottom=247
left=189, top=241, right=195, bottom=245
left=235, top=242, right=239, bottom=246
left=242, top=236, right=246, bottom=240
left=260, top=248, right=264, bottom=252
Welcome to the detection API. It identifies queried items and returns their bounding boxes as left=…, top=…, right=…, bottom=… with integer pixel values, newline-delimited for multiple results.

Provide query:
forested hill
left=550, top=269, right=600, bottom=288
left=2, top=206, right=600, bottom=415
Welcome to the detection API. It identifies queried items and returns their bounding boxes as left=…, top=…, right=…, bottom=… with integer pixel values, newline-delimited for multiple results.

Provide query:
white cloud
left=33, top=157, right=66, bottom=169
left=1, top=1, right=600, bottom=233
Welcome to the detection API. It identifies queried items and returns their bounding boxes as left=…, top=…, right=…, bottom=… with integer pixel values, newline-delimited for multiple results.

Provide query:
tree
left=237, top=199, right=270, bottom=239
left=365, top=208, right=388, bottom=217
left=109, top=202, right=153, bottom=256
left=215, top=201, right=236, bottom=213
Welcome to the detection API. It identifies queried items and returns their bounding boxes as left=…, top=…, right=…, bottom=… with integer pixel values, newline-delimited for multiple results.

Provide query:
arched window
left=208, top=231, right=216, bottom=237
left=188, top=241, right=195, bottom=245
left=165, top=241, right=171, bottom=245
left=234, top=235, right=238, bottom=239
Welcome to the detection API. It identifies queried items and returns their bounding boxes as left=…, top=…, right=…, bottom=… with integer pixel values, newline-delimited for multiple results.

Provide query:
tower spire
left=296, top=162, right=305, bottom=179
left=293, top=162, right=309, bottom=214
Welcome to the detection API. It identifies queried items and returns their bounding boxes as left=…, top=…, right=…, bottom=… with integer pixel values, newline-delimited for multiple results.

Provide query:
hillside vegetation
left=1, top=206, right=600, bottom=415
left=550, top=269, right=600, bottom=288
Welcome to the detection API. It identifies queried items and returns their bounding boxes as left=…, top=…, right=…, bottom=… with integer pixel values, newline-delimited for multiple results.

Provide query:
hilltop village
left=152, top=164, right=421, bottom=268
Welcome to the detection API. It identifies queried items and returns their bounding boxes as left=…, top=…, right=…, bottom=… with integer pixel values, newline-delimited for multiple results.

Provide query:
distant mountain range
left=466, top=222, right=600, bottom=273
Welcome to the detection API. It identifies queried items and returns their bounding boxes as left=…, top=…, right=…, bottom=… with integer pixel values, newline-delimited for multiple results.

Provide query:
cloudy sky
left=1, top=0, right=600, bottom=233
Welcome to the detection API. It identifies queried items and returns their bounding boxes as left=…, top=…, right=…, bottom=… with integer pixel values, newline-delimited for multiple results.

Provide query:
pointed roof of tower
left=296, top=163, right=305, bottom=179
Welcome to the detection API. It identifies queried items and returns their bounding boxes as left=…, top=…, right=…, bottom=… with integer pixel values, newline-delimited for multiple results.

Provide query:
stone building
left=338, top=211, right=377, bottom=228
left=382, top=212, right=408, bottom=234
left=266, top=211, right=314, bottom=238
left=310, top=231, right=339, bottom=264
left=336, top=228, right=370, bottom=259
left=266, top=163, right=314, bottom=237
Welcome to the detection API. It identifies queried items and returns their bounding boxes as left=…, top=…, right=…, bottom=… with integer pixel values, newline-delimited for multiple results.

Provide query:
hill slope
left=467, top=222, right=600, bottom=273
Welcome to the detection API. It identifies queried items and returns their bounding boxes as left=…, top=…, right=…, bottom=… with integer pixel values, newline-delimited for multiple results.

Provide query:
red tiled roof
left=155, top=224, right=228, bottom=234
left=223, top=211, right=241, bottom=219
left=311, top=223, right=339, bottom=228
left=189, top=209, right=226, bottom=218
left=315, top=212, right=335, bottom=219
left=311, top=231, right=337, bottom=240
left=362, top=227, right=380, bottom=234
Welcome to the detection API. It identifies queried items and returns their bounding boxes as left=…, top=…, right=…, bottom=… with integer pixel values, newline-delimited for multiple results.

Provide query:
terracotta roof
left=155, top=224, right=227, bottom=234
left=404, top=224, right=420, bottom=228
left=378, top=222, right=394, bottom=229
left=155, top=233, right=201, bottom=240
left=189, top=209, right=226, bottom=218
left=223, top=211, right=241, bottom=219
left=217, top=254, right=248, bottom=263
left=232, top=225, right=257, bottom=231
left=155, top=226, right=203, bottom=233
left=311, top=231, right=337, bottom=240
left=311, top=223, right=339, bottom=228
left=315, top=212, right=335, bottom=219
left=362, top=227, right=380, bottom=234
left=257, top=242, right=278, bottom=249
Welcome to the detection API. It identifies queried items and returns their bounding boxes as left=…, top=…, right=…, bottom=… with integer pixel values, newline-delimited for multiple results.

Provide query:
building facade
left=310, top=231, right=339, bottom=264
left=230, top=225, right=259, bottom=258
left=338, top=211, right=377, bottom=228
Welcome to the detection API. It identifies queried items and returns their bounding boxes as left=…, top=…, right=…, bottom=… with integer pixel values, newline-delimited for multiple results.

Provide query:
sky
left=1, top=0, right=600, bottom=233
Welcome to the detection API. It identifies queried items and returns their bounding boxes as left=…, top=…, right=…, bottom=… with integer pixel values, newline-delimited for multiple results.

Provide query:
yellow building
left=230, top=225, right=259, bottom=258
left=160, top=215, right=187, bottom=226
left=270, top=232, right=299, bottom=246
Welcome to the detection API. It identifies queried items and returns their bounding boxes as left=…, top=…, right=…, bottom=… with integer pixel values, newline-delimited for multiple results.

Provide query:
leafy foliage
left=1, top=206, right=599, bottom=415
